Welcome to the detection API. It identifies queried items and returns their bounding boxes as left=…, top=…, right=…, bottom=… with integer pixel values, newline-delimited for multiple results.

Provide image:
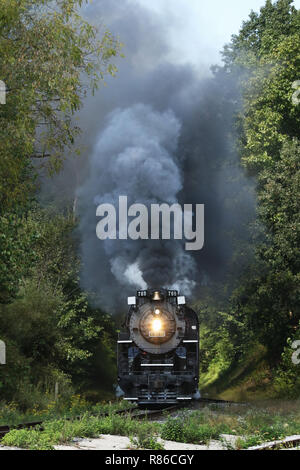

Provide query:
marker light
left=128, top=296, right=136, bottom=306
left=154, top=308, right=161, bottom=315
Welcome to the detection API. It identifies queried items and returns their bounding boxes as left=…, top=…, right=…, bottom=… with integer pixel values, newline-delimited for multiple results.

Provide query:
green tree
left=222, top=0, right=300, bottom=173
left=0, top=0, right=121, bottom=212
left=0, top=207, right=117, bottom=404
left=232, top=140, right=300, bottom=356
left=0, top=1, right=121, bottom=404
left=193, top=0, right=300, bottom=396
left=219, top=0, right=300, bottom=361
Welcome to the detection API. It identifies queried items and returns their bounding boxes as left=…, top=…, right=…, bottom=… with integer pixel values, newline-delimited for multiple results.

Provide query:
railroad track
left=0, top=404, right=184, bottom=439
left=0, top=420, right=44, bottom=439
left=0, top=408, right=132, bottom=439
left=130, top=404, right=184, bottom=420
left=198, top=397, right=245, bottom=405
left=2, top=401, right=299, bottom=450
left=130, top=398, right=242, bottom=420
left=0, top=398, right=241, bottom=440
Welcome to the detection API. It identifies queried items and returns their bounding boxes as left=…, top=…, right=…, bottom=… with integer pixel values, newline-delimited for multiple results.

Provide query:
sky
left=134, top=0, right=300, bottom=68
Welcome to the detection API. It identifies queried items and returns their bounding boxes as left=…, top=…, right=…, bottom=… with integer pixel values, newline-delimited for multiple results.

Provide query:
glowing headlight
left=152, top=318, right=162, bottom=332
left=139, top=309, right=176, bottom=343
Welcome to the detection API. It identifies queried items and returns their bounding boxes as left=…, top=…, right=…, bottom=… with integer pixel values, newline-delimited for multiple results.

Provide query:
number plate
left=149, top=331, right=165, bottom=338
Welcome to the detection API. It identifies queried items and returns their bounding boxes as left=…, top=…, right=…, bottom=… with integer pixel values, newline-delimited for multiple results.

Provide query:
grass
left=130, top=427, right=164, bottom=450
left=161, top=410, right=231, bottom=444
left=199, top=342, right=272, bottom=402
left=1, top=400, right=300, bottom=450
left=0, top=407, right=160, bottom=450
left=161, top=400, right=300, bottom=449
left=0, top=396, right=135, bottom=427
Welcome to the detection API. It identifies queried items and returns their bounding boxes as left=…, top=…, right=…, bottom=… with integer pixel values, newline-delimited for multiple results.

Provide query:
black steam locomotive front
left=117, top=288, right=199, bottom=405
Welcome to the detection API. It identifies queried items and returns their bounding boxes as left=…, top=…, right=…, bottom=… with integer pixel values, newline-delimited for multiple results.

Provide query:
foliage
left=161, top=411, right=229, bottom=445
left=1, top=411, right=159, bottom=450
left=0, top=0, right=121, bottom=405
left=0, top=205, right=117, bottom=406
left=0, top=213, right=39, bottom=303
left=130, top=428, right=164, bottom=450
left=0, top=0, right=121, bottom=212
left=222, top=0, right=300, bottom=176
left=2, top=401, right=300, bottom=450
left=199, top=0, right=300, bottom=397
left=0, top=397, right=134, bottom=427
left=232, top=140, right=300, bottom=356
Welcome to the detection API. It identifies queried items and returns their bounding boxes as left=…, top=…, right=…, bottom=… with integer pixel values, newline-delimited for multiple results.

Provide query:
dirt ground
left=0, top=433, right=239, bottom=451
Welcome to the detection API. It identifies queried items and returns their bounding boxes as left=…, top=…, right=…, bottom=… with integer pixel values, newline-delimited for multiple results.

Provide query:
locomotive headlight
left=139, top=309, right=176, bottom=343
left=152, top=318, right=162, bottom=332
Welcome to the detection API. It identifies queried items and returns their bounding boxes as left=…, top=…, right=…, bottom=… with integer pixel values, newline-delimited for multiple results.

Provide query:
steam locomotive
left=117, top=288, right=199, bottom=405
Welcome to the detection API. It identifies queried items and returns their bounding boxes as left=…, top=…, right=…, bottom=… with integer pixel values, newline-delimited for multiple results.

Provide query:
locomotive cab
left=117, top=289, right=199, bottom=406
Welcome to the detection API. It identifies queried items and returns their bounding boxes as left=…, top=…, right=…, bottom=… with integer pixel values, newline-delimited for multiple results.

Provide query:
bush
left=1, top=411, right=159, bottom=450
left=161, top=412, right=226, bottom=445
left=183, top=423, right=220, bottom=444
left=1, top=428, right=58, bottom=450
left=130, top=427, right=164, bottom=450
left=161, top=418, right=183, bottom=442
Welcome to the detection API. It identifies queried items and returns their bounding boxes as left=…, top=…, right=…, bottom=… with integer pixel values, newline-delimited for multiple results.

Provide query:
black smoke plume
left=42, top=0, right=255, bottom=312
